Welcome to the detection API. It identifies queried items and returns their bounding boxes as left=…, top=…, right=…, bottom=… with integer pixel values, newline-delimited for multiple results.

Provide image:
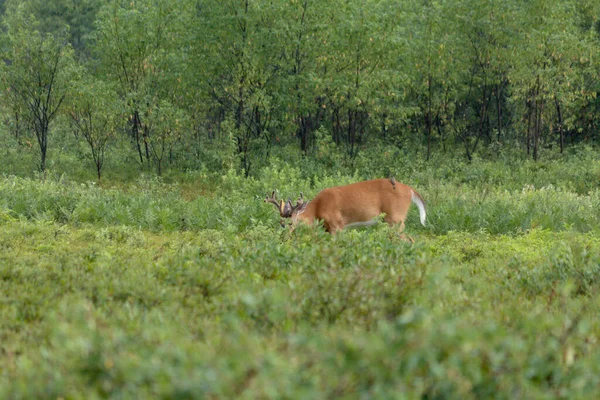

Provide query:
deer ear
left=282, top=199, right=294, bottom=217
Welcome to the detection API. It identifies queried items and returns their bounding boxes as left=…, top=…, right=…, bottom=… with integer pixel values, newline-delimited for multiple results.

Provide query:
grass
left=0, top=150, right=600, bottom=398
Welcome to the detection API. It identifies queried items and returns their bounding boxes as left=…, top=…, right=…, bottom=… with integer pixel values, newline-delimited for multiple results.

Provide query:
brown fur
left=291, top=179, right=426, bottom=234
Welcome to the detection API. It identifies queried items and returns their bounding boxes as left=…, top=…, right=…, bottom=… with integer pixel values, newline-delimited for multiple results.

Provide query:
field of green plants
left=1, top=147, right=600, bottom=399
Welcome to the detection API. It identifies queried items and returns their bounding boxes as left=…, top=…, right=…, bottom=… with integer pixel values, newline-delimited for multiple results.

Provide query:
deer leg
left=324, top=216, right=344, bottom=234
left=384, top=214, right=406, bottom=231
left=385, top=216, right=413, bottom=243
left=399, top=233, right=415, bottom=243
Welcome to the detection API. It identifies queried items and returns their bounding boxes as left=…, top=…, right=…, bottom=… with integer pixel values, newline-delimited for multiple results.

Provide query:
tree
left=447, top=0, right=514, bottom=160
left=92, top=0, right=193, bottom=166
left=273, top=0, right=328, bottom=153
left=141, top=100, right=188, bottom=176
left=196, top=0, right=280, bottom=176
left=67, top=77, right=120, bottom=182
left=400, top=0, right=471, bottom=160
left=0, top=4, right=77, bottom=172
left=320, top=0, right=394, bottom=158
left=509, top=0, right=595, bottom=159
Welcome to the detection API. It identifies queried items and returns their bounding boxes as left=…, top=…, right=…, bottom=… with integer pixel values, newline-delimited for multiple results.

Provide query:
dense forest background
left=0, top=0, right=599, bottom=180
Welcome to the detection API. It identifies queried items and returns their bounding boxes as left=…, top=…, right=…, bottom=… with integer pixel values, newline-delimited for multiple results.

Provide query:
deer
left=265, top=177, right=426, bottom=236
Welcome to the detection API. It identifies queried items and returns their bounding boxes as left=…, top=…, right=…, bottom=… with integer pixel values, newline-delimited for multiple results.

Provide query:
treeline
left=0, top=0, right=599, bottom=179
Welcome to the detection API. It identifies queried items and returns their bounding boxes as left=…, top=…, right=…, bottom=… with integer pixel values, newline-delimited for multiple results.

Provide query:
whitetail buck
left=265, top=178, right=426, bottom=235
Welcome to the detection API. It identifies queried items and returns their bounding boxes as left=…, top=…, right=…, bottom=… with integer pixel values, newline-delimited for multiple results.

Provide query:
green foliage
left=2, top=0, right=600, bottom=173
left=0, top=149, right=598, bottom=235
left=0, top=154, right=598, bottom=397
left=0, top=3, right=78, bottom=171
left=2, top=0, right=600, bottom=397
left=0, top=189, right=599, bottom=397
left=67, top=76, right=121, bottom=181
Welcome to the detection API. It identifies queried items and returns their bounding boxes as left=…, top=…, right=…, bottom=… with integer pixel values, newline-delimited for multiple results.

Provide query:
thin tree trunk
left=533, top=100, right=539, bottom=161
left=477, top=87, right=489, bottom=143
left=348, top=108, right=355, bottom=158
left=555, top=97, right=564, bottom=154
left=40, top=141, right=47, bottom=171
left=533, top=76, right=544, bottom=161
left=526, top=97, right=532, bottom=156
left=132, top=111, right=144, bottom=163
left=426, top=73, right=432, bottom=161
left=435, top=118, right=445, bottom=152
left=534, top=100, right=544, bottom=161
left=495, top=84, right=502, bottom=142
left=300, top=116, right=309, bottom=153
left=37, top=120, right=49, bottom=172
left=142, top=124, right=151, bottom=162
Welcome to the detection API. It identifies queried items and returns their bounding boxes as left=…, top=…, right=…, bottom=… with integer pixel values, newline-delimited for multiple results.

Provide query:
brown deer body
left=266, top=178, right=426, bottom=234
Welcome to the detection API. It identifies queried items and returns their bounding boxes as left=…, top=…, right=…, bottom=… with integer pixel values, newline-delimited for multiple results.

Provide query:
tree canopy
left=0, top=0, right=599, bottom=177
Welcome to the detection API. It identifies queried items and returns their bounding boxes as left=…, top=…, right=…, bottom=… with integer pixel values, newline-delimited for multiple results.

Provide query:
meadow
left=1, top=147, right=600, bottom=399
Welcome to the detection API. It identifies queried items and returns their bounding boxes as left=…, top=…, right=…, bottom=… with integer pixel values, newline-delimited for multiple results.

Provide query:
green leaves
left=0, top=2, right=78, bottom=171
left=67, top=76, right=121, bottom=181
left=1, top=174, right=600, bottom=397
left=1, top=0, right=599, bottom=175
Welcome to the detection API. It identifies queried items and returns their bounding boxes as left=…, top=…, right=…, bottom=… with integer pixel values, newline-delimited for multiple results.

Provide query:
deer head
left=265, top=191, right=306, bottom=226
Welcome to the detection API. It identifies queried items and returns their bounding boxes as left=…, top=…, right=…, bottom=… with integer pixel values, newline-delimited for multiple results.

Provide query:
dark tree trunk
left=555, top=97, right=564, bottom=154
left=299, top=115, right=309, bottom=153
left=143, top=127, right=151, bottom=161
left=526, top=97, right=532, bottom=156
left=426, top=74, right=432, bottom=161
left=35, top=118, right=49, bottom=172
left=495, top=84, right=502, bottom=142
left=131, top=110, right=144, bottom=163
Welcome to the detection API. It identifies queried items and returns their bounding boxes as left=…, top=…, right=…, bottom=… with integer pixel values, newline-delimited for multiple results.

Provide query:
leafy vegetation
left=0, top=0, right=599, bottom=176
left=0, top=151, right=598, bottom=397
left=1, top=0, right=600, bottom=397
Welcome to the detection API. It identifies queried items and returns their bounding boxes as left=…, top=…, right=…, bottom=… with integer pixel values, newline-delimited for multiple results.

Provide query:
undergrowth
left=0, top=150, right=599, bottom=398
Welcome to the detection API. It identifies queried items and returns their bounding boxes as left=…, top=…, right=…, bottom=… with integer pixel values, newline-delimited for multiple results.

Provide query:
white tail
left=411, top=190, right=427, bottom=226
left=265, top=178, right=426, bottom=234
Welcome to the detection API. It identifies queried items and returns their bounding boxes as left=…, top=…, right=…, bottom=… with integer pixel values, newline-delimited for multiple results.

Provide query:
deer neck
left=293, top=200, right=315, bottom=225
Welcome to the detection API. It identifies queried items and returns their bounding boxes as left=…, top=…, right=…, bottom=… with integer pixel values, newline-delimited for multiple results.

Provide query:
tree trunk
left=462, top=133, right=472, bottom=162
left=526, top=97, right=532, bottom=156
left=495, top=84, right=502, bottom=142
left=555, top=97, right=564, bottom=154
left=348, top=108, right=355, bottom=158
left=37, top=120, right=49, bottom=172
left=426, top=74, right=432, bottom=161
left=533, top=99, right=544, bottom=162
left=143, top=124, right=151, bottom=162
left=299, top=115, right=309, bottom=153
left=436, top=118, right=445, bottom=152
left=477, top=87, right=489, bottom=145
left=132, top=111, right=144, bottom=163
left=40, top=142, right=47, bottom=172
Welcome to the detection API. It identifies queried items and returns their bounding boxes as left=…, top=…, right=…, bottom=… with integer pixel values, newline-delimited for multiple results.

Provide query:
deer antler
left=287, top=193, right=307, bottom=215
left=296, top=192, right=304, bottom=207
left=265, top=190, right=279, bottom=206
left=265, top=190, right=283, bottom=210
left=266, top=191, right=307, bottom=218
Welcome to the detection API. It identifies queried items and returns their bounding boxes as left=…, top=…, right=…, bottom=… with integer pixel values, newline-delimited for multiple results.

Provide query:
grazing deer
left=265, top=178, right=426, bottom=235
